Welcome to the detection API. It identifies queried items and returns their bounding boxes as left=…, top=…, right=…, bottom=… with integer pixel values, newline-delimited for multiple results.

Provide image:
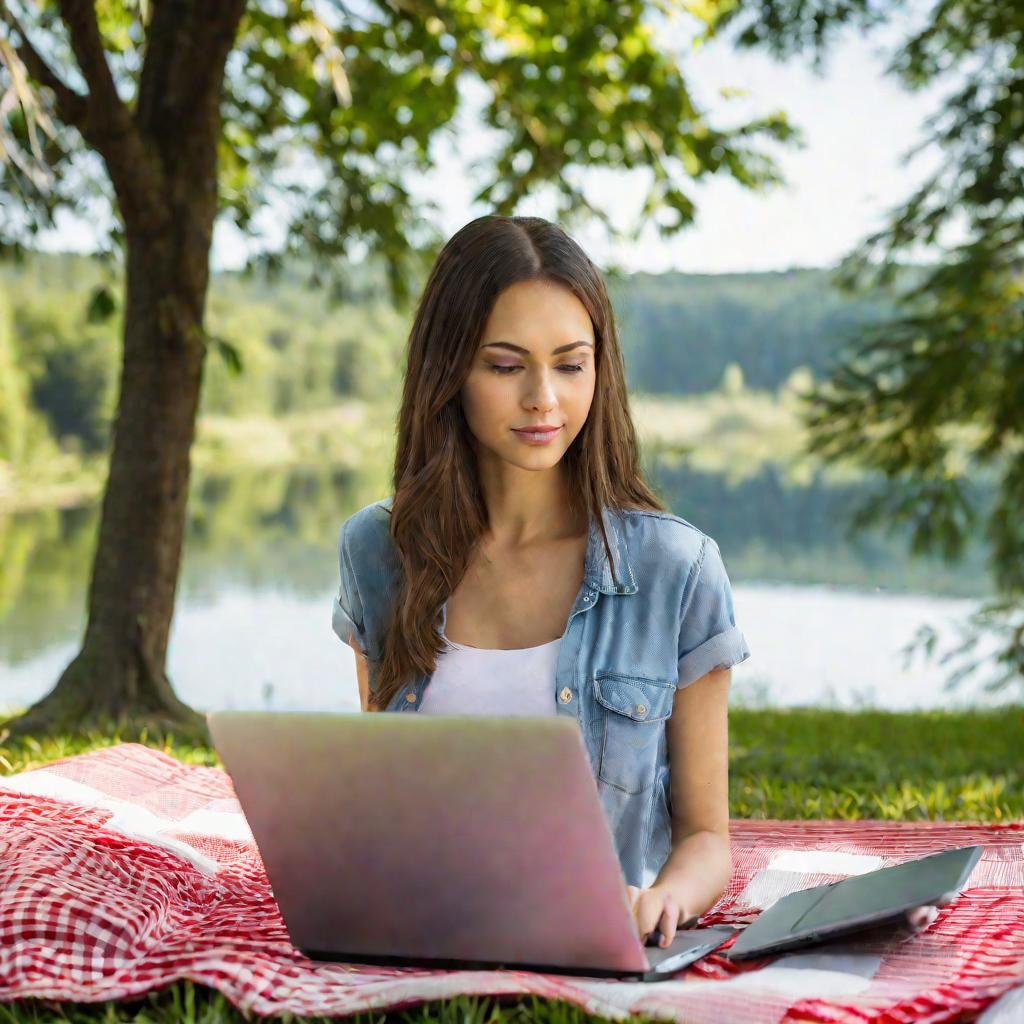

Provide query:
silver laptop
left=206, top=709, right=734, bottom=981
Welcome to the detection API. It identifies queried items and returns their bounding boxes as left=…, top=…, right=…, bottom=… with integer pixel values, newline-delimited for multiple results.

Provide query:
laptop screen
left=793, top=846, right=981, bottom=933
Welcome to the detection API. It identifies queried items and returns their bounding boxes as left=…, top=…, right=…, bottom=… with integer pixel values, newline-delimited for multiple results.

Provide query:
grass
left=0, top=990, right=607, bottom=1024
left=0, top=706, right=1020, bottom=1022
left=729, top=705, right=1022, bottom=821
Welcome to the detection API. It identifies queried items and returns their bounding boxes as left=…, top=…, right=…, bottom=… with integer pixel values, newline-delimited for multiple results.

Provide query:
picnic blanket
left=0, top=742, right=1021, bottom=1023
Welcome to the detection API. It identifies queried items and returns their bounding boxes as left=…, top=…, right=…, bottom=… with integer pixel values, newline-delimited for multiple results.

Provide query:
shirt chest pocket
left=593, top=670, right=677, bottom=795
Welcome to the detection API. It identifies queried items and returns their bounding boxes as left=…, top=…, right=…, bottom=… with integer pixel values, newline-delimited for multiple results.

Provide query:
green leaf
left=207, top=334, right=244, bottom=376
left=85, top=286, right=117, bottom=324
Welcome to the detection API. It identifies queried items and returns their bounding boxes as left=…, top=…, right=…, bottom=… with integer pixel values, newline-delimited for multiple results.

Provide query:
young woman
left=332, top=214, right=751, bottom=950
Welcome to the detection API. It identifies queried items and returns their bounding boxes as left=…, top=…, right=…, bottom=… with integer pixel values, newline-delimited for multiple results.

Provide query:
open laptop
left=725, top=844, right=982, bottom=960
left=206, top=709, right=735, bottom=981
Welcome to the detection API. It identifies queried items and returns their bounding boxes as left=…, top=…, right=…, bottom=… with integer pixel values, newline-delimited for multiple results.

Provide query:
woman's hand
left=905, top=904, right=940, bottom=930
left=626, top=884, right=691, bottom=947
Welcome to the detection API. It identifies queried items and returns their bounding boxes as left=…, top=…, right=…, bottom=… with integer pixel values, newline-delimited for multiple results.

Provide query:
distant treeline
left=609, top=268, right=898, bottom=395
left=0, top=252, right=407, bottom=466
left=0, top=251, right=898, bottom=466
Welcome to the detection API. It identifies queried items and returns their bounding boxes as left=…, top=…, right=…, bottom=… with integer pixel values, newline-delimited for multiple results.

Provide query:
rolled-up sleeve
left=331, top=517, right=369, bottom=658
left=676, top=536, right=750, bottom=689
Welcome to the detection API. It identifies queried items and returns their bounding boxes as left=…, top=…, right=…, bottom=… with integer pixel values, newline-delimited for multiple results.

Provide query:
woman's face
left=460, top=278, right=597, bottom=474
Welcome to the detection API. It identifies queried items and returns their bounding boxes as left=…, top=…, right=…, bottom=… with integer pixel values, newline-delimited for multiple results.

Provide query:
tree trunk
left=0, top=0, right=247, bottom=745
left=1, top=202, right=215, bottom=743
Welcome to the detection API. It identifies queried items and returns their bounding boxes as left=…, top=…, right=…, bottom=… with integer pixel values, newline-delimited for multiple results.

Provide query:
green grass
left=729, top=706, right=1022, bottom=821
left=0, top=990, right=613, bottom=1024
left=0, top=707, right=1020, bottom=1023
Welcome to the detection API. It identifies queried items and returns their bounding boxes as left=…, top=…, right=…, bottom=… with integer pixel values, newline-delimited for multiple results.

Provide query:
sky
left=40, top=8, right=951, bottom=277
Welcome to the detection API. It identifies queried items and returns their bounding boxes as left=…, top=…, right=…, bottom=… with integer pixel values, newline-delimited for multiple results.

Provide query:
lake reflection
left=0, top=463, right=1009, bottom=713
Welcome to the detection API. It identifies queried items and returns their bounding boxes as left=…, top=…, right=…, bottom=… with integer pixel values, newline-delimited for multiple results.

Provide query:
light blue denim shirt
left=331, top=496, right=751, bottom=888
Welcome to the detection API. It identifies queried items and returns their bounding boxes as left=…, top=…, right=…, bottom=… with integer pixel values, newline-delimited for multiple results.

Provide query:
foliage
left=13, top=287, right=118, bottom=453
left=0, top=287, right=30, bottom=465
left=0, top=253, right=410, bottom=473
left=0, top=251, right=900, bottom=472
left=0, top=0, right=801, bottom=300
left=611, top=266, right=898, bottom=394
left=689, top=0, right=1024, bottom=692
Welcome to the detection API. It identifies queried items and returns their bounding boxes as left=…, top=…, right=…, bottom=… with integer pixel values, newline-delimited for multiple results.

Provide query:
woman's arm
left=349, top=627, right=372, bottom=712
left=653, top=665, right=732, bottom=923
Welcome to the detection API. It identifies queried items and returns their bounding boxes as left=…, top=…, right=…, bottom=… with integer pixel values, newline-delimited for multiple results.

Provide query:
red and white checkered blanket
left=0, top=742, right=1021, bottom=1022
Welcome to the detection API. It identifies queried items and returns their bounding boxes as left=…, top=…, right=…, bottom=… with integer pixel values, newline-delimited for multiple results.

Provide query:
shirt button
left=405, top=693, right=417, bottom=703
left=559, top=687, right=573, bottom=703
left=635, top=703, right=647, bottom=717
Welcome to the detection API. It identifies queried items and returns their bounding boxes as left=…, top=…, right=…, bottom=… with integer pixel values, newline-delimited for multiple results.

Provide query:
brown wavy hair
left=370, top=214, right=665, bottom=711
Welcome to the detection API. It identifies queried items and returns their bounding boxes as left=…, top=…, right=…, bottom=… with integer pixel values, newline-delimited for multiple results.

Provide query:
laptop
left=725, top=844, right=982, bottom=960
left=206, top=709, right=736, bottom=981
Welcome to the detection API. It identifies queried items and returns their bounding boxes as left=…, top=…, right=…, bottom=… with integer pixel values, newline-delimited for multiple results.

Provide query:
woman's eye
left=488, top=364, right=585, bottom=375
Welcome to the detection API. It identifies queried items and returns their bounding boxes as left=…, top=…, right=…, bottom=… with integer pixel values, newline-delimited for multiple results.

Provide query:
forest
left=0, top=249, right=897, bottom=480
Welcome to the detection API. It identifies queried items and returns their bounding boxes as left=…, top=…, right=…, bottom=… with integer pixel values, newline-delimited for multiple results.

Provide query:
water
left=1, top=579, right=1008, bottom=716
left=0, top=464, right=1014, bottom=715
left=729, top=583, right=1006, bottom=710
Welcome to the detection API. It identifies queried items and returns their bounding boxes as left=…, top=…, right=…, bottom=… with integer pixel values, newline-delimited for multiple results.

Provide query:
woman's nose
left=523, top=370, right=558, bottom=407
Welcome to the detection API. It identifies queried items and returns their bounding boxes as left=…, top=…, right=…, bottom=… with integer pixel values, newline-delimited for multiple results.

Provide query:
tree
left=695, top=0, right=1024, bottom=693
left=719, top=361, right=745, bottom=396
left=0, top=0, right=799, bottom=739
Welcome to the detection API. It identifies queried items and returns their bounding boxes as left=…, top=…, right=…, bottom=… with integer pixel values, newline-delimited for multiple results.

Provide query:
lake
left=0, top=463, right=1014, bottom=715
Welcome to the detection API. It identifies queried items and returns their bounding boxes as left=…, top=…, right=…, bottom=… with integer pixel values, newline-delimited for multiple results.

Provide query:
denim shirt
left=331, top=496, right=751, bottom=889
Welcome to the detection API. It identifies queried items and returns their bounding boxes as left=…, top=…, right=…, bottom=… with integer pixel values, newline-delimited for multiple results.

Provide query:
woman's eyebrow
left=481, top=340, right=594, bottom=355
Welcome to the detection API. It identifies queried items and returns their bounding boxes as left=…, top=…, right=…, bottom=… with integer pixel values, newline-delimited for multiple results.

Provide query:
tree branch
left=0, top=0, right=87, bottom=127
left=51, top=0, right=166, bottom=230
left=137, top=0, right=246, bottom=137
left=135, top=0, right=192, bottom=130
left=56, top=0, right=126, bottom=125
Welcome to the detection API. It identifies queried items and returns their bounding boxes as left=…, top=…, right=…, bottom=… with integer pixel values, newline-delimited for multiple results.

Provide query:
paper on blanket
left=579, top=950, right=883, bottom=1014
left=736, top=849, right=887, bottom=910
left=699, top=951, right=882, bottom=997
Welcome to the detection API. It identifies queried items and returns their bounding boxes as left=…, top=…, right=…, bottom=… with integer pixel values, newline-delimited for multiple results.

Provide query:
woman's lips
left=512, top=425, right=563, bottom=444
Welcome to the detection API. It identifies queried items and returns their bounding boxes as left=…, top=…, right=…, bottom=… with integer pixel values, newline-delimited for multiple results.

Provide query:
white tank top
left=419, top=603, right=561, bottom=716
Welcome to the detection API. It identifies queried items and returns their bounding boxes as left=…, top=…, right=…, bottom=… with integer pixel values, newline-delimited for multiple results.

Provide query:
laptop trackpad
left=648, top=926, right=736, bottom=972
